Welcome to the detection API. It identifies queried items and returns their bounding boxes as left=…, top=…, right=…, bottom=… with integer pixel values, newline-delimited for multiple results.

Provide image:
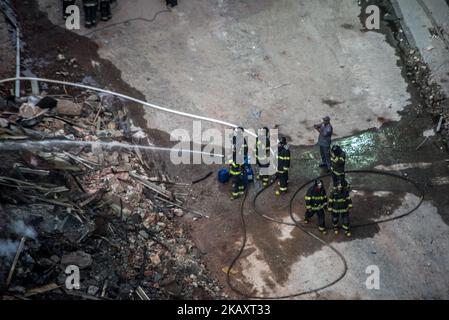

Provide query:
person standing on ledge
left=314, top=116, right=333, bottom=172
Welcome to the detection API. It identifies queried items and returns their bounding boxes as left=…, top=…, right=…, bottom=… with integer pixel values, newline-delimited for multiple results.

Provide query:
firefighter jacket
left=277, top=145, right=290, bottom=173
left=331, top=151, right=346, bottom=176
left=305, top=186, right=327, bottom=212
left=328, top=189, right=353, bottom=214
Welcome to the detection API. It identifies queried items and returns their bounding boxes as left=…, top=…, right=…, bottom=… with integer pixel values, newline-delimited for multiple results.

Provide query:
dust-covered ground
left=39, top=0, right=411, bottom=145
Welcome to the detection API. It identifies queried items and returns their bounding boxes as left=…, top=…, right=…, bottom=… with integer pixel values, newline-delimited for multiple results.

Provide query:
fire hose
left=225, top=170, right=424, bottom=299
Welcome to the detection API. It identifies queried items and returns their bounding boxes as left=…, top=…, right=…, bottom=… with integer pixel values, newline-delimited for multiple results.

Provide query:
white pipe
left=14, top=28, right=20, bottom=97
left=0, top=77, right=256, bottom=137
left=0, top=77, right=277, bottom=160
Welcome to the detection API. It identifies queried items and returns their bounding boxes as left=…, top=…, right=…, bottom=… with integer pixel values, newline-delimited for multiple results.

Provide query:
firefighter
left=83, top=0, right=98, bottom=28
left=99, top=0, right=112, bottom=21
left=232, top=127, right=248, bottom=166
left=229, top=159, right=244, bottom=200
left=328, top=181, right=353, bottom=237
left=275, top=137, right=290, bottom=196
left=256, top=127, right=271, bottom=187
left=63, top=0, right=76, bottom=19
left=304, top=180, right=328, bottom=234
left=330, top=145, right=346, bottom=187
left=314, top=116, right=333, bottom=171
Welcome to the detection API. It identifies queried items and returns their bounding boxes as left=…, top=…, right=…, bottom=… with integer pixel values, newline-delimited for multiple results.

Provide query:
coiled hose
left=226, top=170, right=424, bottom=299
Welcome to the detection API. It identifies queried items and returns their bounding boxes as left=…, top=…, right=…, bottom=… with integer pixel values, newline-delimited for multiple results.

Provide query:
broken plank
left=25, top=283, right=60, bottom=297
left=6, top=237, right=26, bottom=288
left=154, top=195, right=209, bottom=219
left=130, top=172, right=174, bottom=200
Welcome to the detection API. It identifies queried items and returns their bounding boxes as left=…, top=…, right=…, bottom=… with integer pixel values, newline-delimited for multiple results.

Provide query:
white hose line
left=0, top=139, right=225, bottom=158
left=0, top=77, right=257, bottom=137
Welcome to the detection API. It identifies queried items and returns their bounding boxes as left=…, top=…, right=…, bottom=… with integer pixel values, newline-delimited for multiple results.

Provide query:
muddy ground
left=1, top=0, right=449, bottom=299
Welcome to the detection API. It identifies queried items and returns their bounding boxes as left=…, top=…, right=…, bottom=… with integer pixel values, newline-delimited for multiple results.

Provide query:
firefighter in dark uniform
left=83, top=0, right=98, bottom=28
left=328, top=181, right=353, bottom=237
left=304, top=180, right=328, bottom=234
left=232, top=127, right=248, bottom=165
left=229, top=159, right=244, bottom=200
left=275, top=137, right=290, bottom=196
left=230, top=127, right=246, bottom=200
left=256, top=127, right=271, bottom=187
left=330, top=145, right=346, bottom=187
left=99, top=0, right=112, bottom=21
left=63, top=0, right=76, bottom=19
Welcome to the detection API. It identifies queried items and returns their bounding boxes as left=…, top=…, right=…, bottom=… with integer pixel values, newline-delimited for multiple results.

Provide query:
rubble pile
left=0, top=91, right=224, bottom=300
left=381, top=0, right=449, bottom=148
left=404, top=50, right=449, bottom=139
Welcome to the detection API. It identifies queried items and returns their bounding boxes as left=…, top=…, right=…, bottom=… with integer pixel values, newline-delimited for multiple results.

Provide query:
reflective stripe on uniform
left=305, top=196, right=325, bottom=200
left=331, top=168, right=345, bottom=175
left=331, top=208, right=349, bottom=213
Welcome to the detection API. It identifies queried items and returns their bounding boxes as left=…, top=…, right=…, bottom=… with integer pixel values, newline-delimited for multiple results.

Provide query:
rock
left=61, top=251, right=93, bottom=269
left=19, top=103, right=43, bottom=119
left=0, top=117, right=8, bottom=128
left=139, top=230, right=149, bottom=239
left=176, top=245, right=187, bottom=256
left=86, top=94, right=100, bottom=102
left=173, top=208, right=184, bottom=217
left=87, top=285, right=99, bottom=296
left=56, top=100, right=83, bottom=116
left=56, top=54, right=65, bottom=61
left=150, top=254, right=161, bottom=266
left=164, top=282, right=182, bottom=297
left=143, top=212, right=157, bottom=228
left=108, top=151, right=120, bottom=166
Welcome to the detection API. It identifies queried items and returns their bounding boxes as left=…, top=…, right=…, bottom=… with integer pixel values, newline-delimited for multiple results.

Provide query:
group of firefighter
left=62, top=0, right=113, bottom=27
left=229, top=117, right=353, bottom=237
left=62, top=1, right=178, bottom=28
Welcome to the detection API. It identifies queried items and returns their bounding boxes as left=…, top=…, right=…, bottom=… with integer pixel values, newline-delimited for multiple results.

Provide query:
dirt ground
left=3, top=0, right=449, bottom=299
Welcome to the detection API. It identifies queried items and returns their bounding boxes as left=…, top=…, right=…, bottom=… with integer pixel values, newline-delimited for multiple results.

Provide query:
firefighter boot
left=319, top=227, right=327, bottom=235
left=333, top=225, right=339, bottom=235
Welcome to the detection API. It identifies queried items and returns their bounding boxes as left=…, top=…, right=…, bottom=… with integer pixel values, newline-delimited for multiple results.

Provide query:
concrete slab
left=39, top=0, right=411, bottom=145
left=393, top=0, right=449, bottom=96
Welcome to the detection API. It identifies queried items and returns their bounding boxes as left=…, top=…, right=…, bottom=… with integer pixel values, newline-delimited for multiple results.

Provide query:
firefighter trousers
left=305, top=209, right=325, bottom=229
left=231, top=174, right=244, bottom=198
left=331, top=172, right=345, bottom=187
left=332, top=212, right=350, bottom=231
left=257, top=162, right=270, bottom=185
left=278, top=171, right=288, bottom=193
